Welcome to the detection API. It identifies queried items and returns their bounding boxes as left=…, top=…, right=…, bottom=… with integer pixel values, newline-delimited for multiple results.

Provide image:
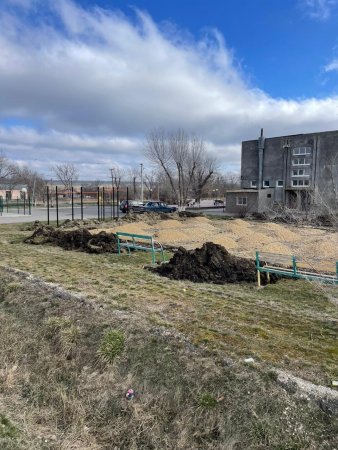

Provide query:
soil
left=24, top=224, right=118, bottom=254
left=152, top=242, right=276, bottom=285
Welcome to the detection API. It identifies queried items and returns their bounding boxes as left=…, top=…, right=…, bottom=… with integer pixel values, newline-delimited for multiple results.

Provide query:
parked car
left=119, top=200, right=144, bottom=213
left=139, top=201, right=177, bottom=213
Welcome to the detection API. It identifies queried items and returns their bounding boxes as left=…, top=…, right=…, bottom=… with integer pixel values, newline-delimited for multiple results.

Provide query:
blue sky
left=1, top=0, right=338, bottom=179
left=72, top=0, right=338, bottom=98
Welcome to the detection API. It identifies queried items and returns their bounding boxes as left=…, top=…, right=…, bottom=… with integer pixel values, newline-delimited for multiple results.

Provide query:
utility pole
left=140, top=163, right=144, bottom=202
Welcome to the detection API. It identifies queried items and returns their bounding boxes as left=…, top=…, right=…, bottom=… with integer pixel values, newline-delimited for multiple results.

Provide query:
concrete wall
left=241, top=129, right=338, bottom=211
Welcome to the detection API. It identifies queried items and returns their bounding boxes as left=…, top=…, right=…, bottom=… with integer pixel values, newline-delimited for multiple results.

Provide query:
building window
left=5, top=191, right=11, bottom=200
left=250, top=180, right=257, bottom=188
left=263, top=180, right=270, bottom=187
left=292, top=158, right=310, bottom=165
left=236, top=196, right=247, bottom=206
left=292, top=147, right=311, bottom=155
left=267, top=193, right=271, bottom=198
left=277, top=180, right=284, bottom=187
left=292, top=179, right=310, bottom=187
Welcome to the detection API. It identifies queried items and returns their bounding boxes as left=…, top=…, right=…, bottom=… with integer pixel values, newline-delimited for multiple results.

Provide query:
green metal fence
left=0, top=196, right=31, bottom=216
left=256, top=251, right=338, bottom=285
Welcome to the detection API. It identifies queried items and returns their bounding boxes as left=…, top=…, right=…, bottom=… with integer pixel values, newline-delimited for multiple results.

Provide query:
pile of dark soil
left=24, top=225, right=118, bottom=254
left=153, top=242, right=276, bottom=285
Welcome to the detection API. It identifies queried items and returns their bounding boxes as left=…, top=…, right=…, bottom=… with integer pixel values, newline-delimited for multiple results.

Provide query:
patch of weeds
left=197, top=393, right=217, bottom=408
left=98, top=329, right=125, bottom=364
left=5, top=282, right=21, bottom=294
left=0, top=414, right=18, bottom=439
left=44, top=316, right=80, bottom=357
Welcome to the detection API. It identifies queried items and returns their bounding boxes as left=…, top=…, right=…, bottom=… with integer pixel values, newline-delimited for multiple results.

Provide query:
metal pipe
left=56, top=186, right=59, bottom=227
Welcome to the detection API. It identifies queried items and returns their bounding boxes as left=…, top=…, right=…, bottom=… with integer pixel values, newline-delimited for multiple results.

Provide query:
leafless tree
left=144, top=169, right=159, bottom=200
left=0, top=153, right=18, bottom=185
left=145, top=129, right=217, bottom=208
left=52, top=163, right=78, bottom=196
left=127, top=167, right=140, bottom=198
left=15, top=166, right=46, bottom=203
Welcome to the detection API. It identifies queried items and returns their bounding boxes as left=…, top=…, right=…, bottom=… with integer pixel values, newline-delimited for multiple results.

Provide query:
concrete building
left=226, top=129, right=338, bottom=214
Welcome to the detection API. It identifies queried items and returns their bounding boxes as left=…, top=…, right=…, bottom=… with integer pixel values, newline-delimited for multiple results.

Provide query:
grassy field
left=0, top=220, right=337, bottom=449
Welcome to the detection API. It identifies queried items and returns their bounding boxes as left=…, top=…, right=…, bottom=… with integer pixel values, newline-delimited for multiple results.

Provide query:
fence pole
left=71, top=186, right=74, bottom=221
left=24, top=196, right=26, bottom=215
left=113, top=187, right=115, bottom=219
left=17, top=197, right=19, bottom=214
left=56, top=186, right=59, bottom=227
left=102, top=187, right=105, bottom=221
left=97, top=186, right=100, bottom=221
left=110, top=189, right=113, bottom=220
left=47, top=186, right=50, bottom=224
left=28, top=196, right=31, bottom=215
left=81, top=186, right=83, bottom=221
left=6, top=197, right=8, bottom=213
left=126, top=187, right=129, bottom=214
left=116, top=187, right=120, bottom=219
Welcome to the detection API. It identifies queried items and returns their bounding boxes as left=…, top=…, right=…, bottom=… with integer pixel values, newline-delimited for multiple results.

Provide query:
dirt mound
left=153, top=242, right=276, bottom=285
left=24, top=225, right=118, bottom=253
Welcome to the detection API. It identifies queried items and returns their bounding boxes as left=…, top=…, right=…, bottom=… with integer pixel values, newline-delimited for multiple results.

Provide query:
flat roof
left=242, top=128, right=338, bottom=144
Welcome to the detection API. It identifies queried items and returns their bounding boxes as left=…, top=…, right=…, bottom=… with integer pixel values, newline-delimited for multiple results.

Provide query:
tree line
left=1, top=129, right=240, bottom=205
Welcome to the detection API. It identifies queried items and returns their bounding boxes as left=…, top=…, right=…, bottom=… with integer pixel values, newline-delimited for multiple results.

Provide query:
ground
left=0, top=215, right=337, bottom=449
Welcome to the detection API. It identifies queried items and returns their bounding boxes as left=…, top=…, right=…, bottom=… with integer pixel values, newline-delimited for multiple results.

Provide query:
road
left=0, top=206, right=228, bottom=224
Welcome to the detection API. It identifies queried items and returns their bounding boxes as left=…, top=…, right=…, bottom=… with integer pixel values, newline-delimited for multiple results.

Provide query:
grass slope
left=0, top=221, right=337, bottom=448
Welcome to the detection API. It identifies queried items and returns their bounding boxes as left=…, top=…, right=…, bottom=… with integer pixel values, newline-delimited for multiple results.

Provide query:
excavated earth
left=24, top=224, right=118, bottom=253
left=153, top=242, right=277, bottom=285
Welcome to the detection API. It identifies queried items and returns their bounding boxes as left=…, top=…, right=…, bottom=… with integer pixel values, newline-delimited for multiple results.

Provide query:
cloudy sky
left=1, top=0, right=338, bottom=180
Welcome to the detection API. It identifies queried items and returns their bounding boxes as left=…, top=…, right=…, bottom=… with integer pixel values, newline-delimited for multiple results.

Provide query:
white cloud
left=1, top=0, right=338, bottom=179
left=324, top=58, right=338, bottom=72
left=300, top=0, right=337, bottom=20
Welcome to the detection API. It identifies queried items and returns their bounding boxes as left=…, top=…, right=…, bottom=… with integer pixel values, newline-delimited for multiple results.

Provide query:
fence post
left=112, top=187, right=115, bottom=219
left=17, top=197, right=19, bottom=214
left=47, top=186, right=50, bottom=224
left=102, top=187, right=105, bottom=221
left=292, top=255, right=297, bottom=277
left=97, top=186, right=100, bottom=221
left=28, top=196, right=31, bottom=215
left=71, top=186, right=74, bottom=221
left=23, top=196, right=26, bottom=215
left=116, top=187, right=120, bottom=219
left=80, top=186, right=83, bottom=221
left=126, top=187, right=129, bottom=214
left=56, top=186, right=59, bottom=227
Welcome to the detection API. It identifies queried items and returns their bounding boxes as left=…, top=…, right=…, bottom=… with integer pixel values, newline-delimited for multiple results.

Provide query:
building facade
left=226, top=129, right=338, bottom=213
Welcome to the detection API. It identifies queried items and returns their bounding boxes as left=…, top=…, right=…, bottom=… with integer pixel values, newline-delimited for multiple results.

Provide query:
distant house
left=0, top=185, right=28, bottom=201
left=225, top=129, right=338, bottom=214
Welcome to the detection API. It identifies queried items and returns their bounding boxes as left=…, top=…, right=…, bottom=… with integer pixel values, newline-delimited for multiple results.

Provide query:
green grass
left=0, top=222, right=337, bottom=385
left=0, top=252, right=337, bottom=448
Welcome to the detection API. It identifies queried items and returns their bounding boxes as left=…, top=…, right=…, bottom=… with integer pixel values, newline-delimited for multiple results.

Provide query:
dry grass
left=0, top=270, right=337, bottom=449
left=0, top=219, right=337, bottom=448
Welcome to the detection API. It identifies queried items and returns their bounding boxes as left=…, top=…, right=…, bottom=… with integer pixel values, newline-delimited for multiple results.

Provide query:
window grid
left=292, top=179, right=310, bottom=187
left=292, top=158, right=310, bottom=166
left=292, top=147, right=311, bottom=155
left=236, top=197, right=247, bottom=206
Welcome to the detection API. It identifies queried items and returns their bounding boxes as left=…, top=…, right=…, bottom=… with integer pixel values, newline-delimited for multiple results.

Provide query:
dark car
left=140, top=201, right=177, bottom=213
left=119, top=200, right=144, bottom=213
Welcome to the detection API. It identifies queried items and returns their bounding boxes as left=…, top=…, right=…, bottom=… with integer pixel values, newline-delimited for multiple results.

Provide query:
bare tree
left=15, top=166, right=46, bottom=203
left=0, top=153, right=18, bottom=184
left=52, top=163, right=78, bottom=196
left=144, top=169, right=159, bottom=200
left=145, top=129, right=217, bottom=208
